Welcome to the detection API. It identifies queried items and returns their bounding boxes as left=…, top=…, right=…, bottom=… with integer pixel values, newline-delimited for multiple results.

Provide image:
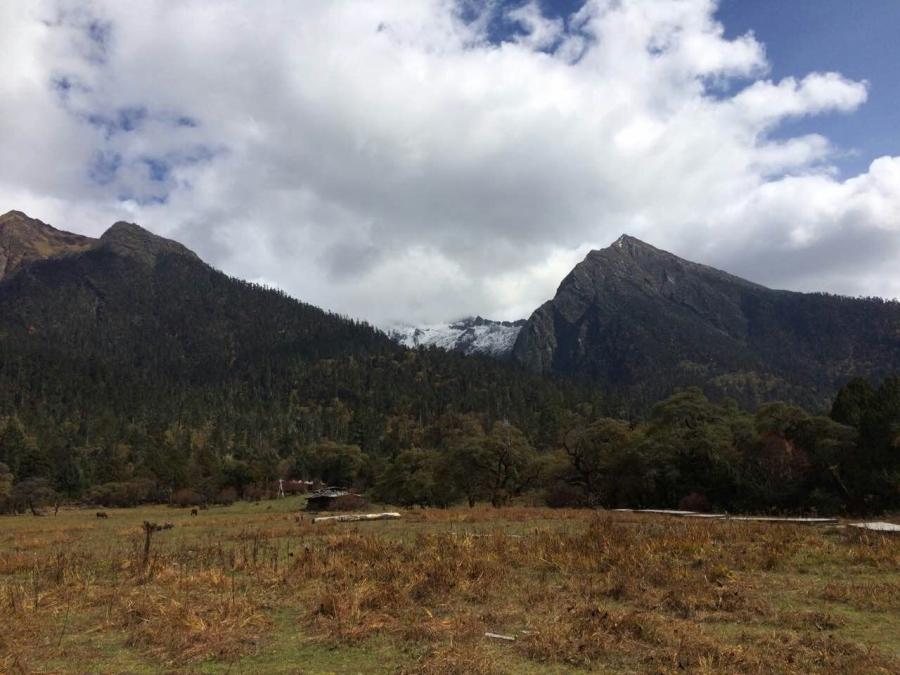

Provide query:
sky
left=2, top=0, right=899, bottom=326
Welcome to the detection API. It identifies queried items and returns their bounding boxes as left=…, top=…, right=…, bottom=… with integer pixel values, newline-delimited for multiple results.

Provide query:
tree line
left=2, top=375, right=897, bottom=515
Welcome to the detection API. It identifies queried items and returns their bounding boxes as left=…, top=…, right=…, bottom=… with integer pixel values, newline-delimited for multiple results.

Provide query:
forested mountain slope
left=513, top=235, right=900, bottom=410
left=0, top=212, right=586, bottom=495
left=1, top=216, right=389, bottom=369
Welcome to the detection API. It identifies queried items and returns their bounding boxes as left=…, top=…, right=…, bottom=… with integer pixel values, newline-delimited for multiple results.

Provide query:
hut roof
left=308, top=487, right=350, bottom=499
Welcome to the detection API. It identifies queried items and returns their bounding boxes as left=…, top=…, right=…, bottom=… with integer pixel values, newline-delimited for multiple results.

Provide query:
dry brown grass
left=1, top=502, right=898, bottom=673
left=820, top=580, right=900, bottom=612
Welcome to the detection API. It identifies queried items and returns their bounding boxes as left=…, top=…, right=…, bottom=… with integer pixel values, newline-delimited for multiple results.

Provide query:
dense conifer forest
left=0, top=216, right=897, bottom=515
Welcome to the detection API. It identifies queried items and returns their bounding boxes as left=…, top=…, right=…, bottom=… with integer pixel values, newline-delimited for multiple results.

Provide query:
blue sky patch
left=463, top=0, right=587, bottom=47
left=117, top=106, right=148, bottom=132
left=83, top=106, right=149, bottom=137
left=88, top=150, right=122, bottom=185
left=84, top=18, right=112, bottom=64
left=142, top=157, right=170, bottom=182
left=717, top=0, right=900, bottom=177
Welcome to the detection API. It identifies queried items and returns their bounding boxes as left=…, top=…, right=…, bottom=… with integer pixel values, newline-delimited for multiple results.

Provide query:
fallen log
left=312, top=512, right=401, bottom=524
left=622, top=510, right=837, bottom=524
left=849, top=521, right=900, bottom=534
left=728, top=516, right=837, bottom=524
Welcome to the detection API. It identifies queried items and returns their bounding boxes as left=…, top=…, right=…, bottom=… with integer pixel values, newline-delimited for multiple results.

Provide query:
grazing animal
left=190, top=508, right=198, bottom=516
left=96, top=512, right=108, bottom=519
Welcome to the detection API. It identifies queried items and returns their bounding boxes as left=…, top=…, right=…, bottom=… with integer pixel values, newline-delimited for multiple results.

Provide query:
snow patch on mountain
left=386, top=317, right=524, bottom=357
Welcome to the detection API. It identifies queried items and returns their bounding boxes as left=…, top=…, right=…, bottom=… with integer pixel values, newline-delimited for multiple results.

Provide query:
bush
left=294, top=443, right=367, bottom=487
left=172, top=488, right=205, bottom=507
left=87, top=479, right=156, bottom=507
left=372, top=448, right=444, bottom=507
left=214, top=486, right=238, bottom=505
left=242, top=484, right=269, bottom=502
left=544, top=482, right=588, bottom=508
left=678, top=492, right=711, bottom=513
left=806, top=488, right=845, bottom=516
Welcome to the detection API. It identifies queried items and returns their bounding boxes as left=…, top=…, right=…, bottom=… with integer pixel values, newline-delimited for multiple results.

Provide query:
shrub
left=172, top=488, right=205, bottom=507
left=214, top=486, right=238, bottom=505
left=678, top=491, right=711, bottom=512
left=87, top=479, right=156, bottom=507
left=242, top=484, right=269, bottom=502
left=544, top=481, right=587, bottom=508
left=806, top=488, right=845, bottom=516
left=372, top=448, right=443, bottom=507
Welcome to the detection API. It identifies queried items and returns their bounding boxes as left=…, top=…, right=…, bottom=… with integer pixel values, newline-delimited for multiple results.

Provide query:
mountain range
left=0, top=210, right=390, bottom=365
left=3, top=210, right=900, bottom=412
left=387, top=233, right=900, bottom=410
left=385, top=317, right=524, bottom=357
left=0, top=210, right=575, bottom=459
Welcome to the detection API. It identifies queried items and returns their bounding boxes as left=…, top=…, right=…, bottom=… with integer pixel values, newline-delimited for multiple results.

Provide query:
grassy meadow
left=1, top=499, right=898, bottom=674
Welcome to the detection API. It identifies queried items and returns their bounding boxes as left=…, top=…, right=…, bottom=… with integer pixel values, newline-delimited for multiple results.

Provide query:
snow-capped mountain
left=386, top=316, right=524, bottom=357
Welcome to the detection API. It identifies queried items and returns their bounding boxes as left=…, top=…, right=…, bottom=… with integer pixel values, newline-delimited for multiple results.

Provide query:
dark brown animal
left=96, top=512, right=108, bottom=519
left=190, top=508, right=198, bottom=516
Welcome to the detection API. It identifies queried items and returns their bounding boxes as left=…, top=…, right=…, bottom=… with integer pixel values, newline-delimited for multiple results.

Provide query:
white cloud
left=732, top=73, right=868, bottom=126
left=0, top=0, right=897, bottom=325
left=507, top=1, right=564, bottom=51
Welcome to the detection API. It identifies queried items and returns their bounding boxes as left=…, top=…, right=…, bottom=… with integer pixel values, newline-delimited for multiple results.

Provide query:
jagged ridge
left=386, top=316, right=525, bottom=357
left=0, top=211, right=199, bottom=283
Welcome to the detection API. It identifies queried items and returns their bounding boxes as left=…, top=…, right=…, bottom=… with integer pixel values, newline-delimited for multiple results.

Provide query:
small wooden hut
left=305, top=487, right=367, bottom=512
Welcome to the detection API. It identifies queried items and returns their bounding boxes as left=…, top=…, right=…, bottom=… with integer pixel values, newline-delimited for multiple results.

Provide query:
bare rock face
left=512, top=235, right=900, bottom=409
left=0, top=210, right=95, bottom=280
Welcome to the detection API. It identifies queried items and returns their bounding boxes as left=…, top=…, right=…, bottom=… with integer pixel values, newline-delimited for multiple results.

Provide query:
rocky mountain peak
left=0, top=210, right=95, bottom=281
left=586, top=234, right=684, bottom=270
left=512, top=233, right=900, bottom=407
left=99, top=221, right=199, bottom=264
left=1, top=210, right=55, bottom=237
left=610, top=233, right=656, bottom=252
left=1, top=209, right=30, bottom=223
